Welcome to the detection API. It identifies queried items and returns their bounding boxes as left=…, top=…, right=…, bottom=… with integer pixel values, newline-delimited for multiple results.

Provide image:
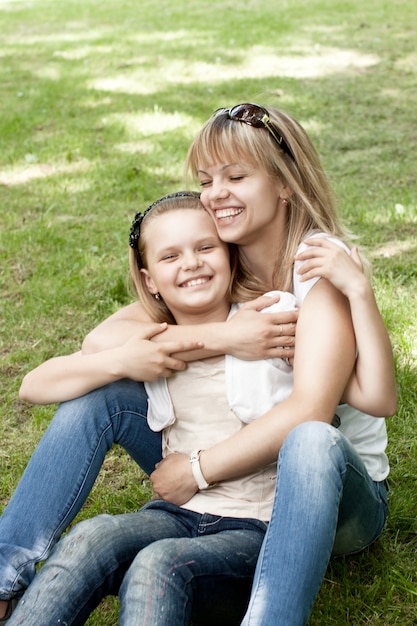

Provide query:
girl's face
left=197, top=160, right=288, bottom=248
left=140, top=209, right=232, bottom=324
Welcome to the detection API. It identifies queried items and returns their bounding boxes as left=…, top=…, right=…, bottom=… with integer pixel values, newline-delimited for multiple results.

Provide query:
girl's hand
left=112, top=325, right=203, bottom=382
left=296, top=238, right=367, bottom=299
left=151, top=454, right=198, bottom=505
left=226, top=294, right=298, bottom=361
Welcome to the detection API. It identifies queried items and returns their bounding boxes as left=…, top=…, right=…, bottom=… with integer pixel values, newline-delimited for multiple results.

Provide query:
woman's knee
left=280, top=421, right=343, bottom=474
left=284, top=420, right=336, bottom=452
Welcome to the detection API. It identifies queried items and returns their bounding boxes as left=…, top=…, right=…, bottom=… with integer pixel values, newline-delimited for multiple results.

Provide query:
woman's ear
left=281, top=183, right=294, bottom=200
left=139, top=268, right=159, bottom=295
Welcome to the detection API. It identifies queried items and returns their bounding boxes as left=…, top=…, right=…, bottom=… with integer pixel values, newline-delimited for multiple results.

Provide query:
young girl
left=0, top=105, right=396, bottom=624
left=7, top=193, right=296, bottom=625
left=8, top=191, right=393, bottom=625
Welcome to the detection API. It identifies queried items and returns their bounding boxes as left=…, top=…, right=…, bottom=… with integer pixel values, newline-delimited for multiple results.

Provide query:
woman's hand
left=150, top=454, right=198, bottom=505
left=226, top=294, right=298, bottom=360
left=296, top=238, right=367, bottom=299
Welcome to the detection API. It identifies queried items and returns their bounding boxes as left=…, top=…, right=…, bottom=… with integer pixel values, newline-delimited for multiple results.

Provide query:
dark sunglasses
left=214, top=103, right=295, bottom=160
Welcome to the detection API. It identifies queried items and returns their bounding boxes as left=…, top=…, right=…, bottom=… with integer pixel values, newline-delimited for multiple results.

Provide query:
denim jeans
left=8, top=501, right=267, bottom=626
left=0, top=379, right=161, bottom=600
left=241, top=421, right=389, bottom=626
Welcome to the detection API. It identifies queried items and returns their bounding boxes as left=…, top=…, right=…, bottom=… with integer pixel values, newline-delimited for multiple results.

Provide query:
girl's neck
left=173, top=303, right=232, bottom=326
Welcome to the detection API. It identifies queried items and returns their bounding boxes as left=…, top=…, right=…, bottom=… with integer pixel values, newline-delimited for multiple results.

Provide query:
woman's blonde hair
left=185, top=105, right=355, bottom=293
left=129, top=191, right=247, bottom=323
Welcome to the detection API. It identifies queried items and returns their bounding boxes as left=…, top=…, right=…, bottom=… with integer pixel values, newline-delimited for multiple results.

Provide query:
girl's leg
left=241, top=421, right=388, bottom=626
left=119, top=515, right=266, bottom=626
left=0, top=379, right=161, bottom=601
left=7, top=504, right=189, bottom=626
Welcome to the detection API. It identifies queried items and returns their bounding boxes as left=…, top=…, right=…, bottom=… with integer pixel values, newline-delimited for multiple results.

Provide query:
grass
left=1, top=0, right=416, bottom=623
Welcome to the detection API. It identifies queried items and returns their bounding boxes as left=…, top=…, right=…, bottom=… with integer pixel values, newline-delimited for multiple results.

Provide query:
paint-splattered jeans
left=0, top=379, right=161, bottom=601
left=8, top=501, right=267, bottom=626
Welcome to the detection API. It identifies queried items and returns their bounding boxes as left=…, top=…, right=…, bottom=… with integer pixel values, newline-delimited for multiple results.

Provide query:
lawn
left=1, top=0, right=416, bottom=623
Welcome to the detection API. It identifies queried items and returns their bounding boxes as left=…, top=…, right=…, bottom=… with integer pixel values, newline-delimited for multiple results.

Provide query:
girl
left=9, top=190, right=392, bottom=625
left=6, top=193, right=302, bottom=625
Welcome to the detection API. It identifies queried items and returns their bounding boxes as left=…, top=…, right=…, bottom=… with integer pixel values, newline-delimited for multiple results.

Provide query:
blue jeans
left=0, top=379, right=161, bottom=600
left=8, top=501, right=267, bottom=626
left=241, top=421, right=389, bottom=626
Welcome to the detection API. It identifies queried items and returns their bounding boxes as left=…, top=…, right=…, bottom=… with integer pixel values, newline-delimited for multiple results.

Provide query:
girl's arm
left=295, top=238, right=397, bottom=417
left=19, top=325, right=202, bottom=405
left=151, top=278, right=358, bottom=503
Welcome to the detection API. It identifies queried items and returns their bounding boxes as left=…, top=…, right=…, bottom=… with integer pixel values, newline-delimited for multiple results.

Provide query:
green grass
left=1, top=0, right=416, bottom=623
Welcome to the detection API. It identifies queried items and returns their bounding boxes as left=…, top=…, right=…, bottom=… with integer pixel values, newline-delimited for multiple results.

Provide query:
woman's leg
left=241, top=421, right=388, bottom=626
left=119, top=515, right=266, bottom=626
left=0, top=378, right=162, bottom=601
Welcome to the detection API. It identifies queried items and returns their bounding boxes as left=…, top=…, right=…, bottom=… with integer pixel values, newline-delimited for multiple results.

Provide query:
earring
left=154, top=293, right=161, bottom=300
left=281, top=198, right=288, bottom=207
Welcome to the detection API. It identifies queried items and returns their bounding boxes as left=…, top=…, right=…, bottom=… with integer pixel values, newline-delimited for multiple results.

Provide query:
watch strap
left=189, top=450, right=210, bottom=490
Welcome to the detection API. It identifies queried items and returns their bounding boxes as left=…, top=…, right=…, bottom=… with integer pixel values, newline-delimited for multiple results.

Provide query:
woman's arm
left=151, top=279, right=357, bottom=503
left=295, top=238, right=397, bottom=417
left=83, top=295, right=298, bottom=362
left=20, top=293, right=298, bottom=405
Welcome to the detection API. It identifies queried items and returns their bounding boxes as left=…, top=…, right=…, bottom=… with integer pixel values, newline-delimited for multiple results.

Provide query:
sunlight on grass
left=0, top=159, right=90, bottom=186
left=105, top=110, right=196, bottom=137
left=52, top=46, right=115, bottom=60
left=395, top=52, right=417, bottom=72
left=3, top=29, right=111, bottom=44
left=114, top=141, right=154, bottom=154
left=373, top=239, right=417, bottom=257
left=88, top=44, right=380, bottom=95
left=373, top=203, right=417, bottom=225
left=239, top=45, right=379, bottom=79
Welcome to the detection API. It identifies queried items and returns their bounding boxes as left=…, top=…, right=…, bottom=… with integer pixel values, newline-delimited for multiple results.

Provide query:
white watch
left=189, top=450, right=210, bottom=490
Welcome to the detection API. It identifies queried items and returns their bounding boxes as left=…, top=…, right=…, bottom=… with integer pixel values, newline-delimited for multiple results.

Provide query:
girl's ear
left=140, top=268, right=159, bottom=295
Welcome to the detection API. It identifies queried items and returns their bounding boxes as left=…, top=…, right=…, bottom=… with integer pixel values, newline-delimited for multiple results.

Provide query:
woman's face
left=140, top=209, right=232, bottom=324
left=197, top=159, right=287, bottom=248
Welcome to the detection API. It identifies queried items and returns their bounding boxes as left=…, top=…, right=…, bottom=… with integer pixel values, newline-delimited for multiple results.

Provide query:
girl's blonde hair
left=185, top=105, right=355, bottom=293
left=129, top=191, right=247, bottom=323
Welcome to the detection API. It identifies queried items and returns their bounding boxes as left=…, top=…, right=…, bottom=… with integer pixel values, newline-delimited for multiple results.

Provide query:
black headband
left=129, top=191, right=201, bottom=249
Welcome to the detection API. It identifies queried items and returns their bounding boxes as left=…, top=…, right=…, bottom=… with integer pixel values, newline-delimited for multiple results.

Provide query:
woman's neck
left=239, top=239, right=283, bottom=291
left=238, top=210, right=288, bottom=290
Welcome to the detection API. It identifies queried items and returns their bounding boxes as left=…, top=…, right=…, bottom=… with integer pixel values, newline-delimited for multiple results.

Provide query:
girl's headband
left=129, top=191, right=201, bottom=250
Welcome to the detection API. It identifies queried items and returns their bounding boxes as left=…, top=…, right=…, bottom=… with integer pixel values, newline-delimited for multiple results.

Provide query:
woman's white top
left=145, top=233, right=389, bottom=520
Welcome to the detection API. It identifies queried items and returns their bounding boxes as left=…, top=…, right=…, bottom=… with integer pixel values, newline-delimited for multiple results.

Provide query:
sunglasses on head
left=214, top=103, right=295, bottom=161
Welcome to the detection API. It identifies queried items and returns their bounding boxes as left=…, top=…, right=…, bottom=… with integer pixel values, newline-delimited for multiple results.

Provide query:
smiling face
left=140, top=208, right=232, bottom=325
left=197, top=159, right=289, bottom=251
